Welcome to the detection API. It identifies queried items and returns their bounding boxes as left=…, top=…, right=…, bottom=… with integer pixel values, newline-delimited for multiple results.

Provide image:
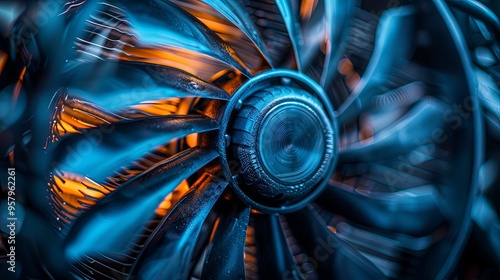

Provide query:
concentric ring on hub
left=218, top=70, right=339, bottom=214
left=259, top=102, right=326, bottom=184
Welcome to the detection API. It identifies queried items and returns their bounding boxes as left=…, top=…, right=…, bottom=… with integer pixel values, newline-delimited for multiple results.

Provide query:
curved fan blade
left=321, top=0, right=355, bottom=88
left=200, top=0, right=275, bottom=67
left=477, top=71, right=500, bottom=135
left=338, top=97, right=446, bottom=163
left=202, top=199, right=251, bottom=280
left=64, top=147, right=218, bottom=259
left=325, top=215, right=444, bottom=278
left=111, top=0, right=251, bottom=76
left=336, top=6, right=418, bottom=125
left=252, top=214, right=304, bottom=279
left=47, top=91, right=124, bottom=141
left=321, top=183, right=447, bottom=235
left=286, top=205, right=387, bottom=279
left=52, top=115, right=218, bottom=182
left=61, top=62, right=230, bottom=112
left=58, top=96, right=123, bottom=125
left=130, top=173, right=228, bottom=279
left=276, top=0, right=304, bottom=71
left=60, top=0, right=251, bottom=77
left=370, top=81, right=426, bottom=111
left=447, top=0, right=500, bottom=41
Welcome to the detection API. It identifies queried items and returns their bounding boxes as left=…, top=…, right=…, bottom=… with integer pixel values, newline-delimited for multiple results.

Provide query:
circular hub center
left=258, top=101, right=326, bottom=184
left=218, top=70, right=338, bottom=213
left=230, top=86, right=334, bottom=207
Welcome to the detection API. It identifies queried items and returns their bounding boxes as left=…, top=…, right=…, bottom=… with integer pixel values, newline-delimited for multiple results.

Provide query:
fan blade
left=117, top=0, right=251, bottom=76
left=321, top=182, right=447, bottom=236
left=370, top=81, right=427, bottom=111
left=252, top=214, right=304, bottom=279
left=64, top=147, right=218, bottom=260
left=62, top=61, right=230, bottom=112
left=47, top=90, right=124, bottom=141
left=52, top=115, right=218, bottom=182
left=202, top=199, right=251, bottom=280
left=129, top=172, right=228, bottom=279
left=62, top=0, right=251, bottom=77
left=477, top=71, right=500, bottom=136
left=336, top=6, right=418, bottom=125
left=447, top=0, right=500, bottom=41
left=276, top=0, right=304, bottom=71
left=326, top=215, right=444, bottom=278
left=321, top=0, right=355, bottom=88
left=58, top=96, right=123, bottom=124
left=286, top=205, right=386, bottom=279
left=200, top=0, right=275, bottom=67
left=338, top=97, right=446, bottom=163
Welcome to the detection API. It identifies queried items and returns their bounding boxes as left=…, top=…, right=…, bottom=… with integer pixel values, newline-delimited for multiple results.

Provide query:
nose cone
left=258, top=103, right=326, bottom=184
left=230, top=86, right=335, bottom=207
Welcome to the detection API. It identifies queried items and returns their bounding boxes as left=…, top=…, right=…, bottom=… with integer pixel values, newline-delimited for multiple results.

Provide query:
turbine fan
left=0, top=0, right=482, bottom=279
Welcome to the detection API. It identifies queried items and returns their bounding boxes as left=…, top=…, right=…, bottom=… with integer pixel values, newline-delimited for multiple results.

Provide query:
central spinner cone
left=230, top=86, right=335, bottom=207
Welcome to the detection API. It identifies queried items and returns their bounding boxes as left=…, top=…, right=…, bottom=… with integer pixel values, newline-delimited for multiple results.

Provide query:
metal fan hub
left=226, top=85, right=336, bottom=214
left=218, top=70, right=338, bottom=213
left=257, top=100, right=326, bottom=184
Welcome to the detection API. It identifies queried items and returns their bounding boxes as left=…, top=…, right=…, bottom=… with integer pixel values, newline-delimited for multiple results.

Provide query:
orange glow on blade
left=12, top=66, right=26, bottom=107
left=130, top=100, right=180, bottom=116
left=49, top=170, right=111, bottom=219
left=155, top=180, right=190, bottom=216
left=0, top=50, right=7, bottom=76
left=244, top=225, right=258, bottom=276
left=300, top=0, right=318, bottom=21
left=48, top=94, right=122, bottom=142
left=121, top=45, right=229, bottom=80
left=8, top=151, right=14, bottom=166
